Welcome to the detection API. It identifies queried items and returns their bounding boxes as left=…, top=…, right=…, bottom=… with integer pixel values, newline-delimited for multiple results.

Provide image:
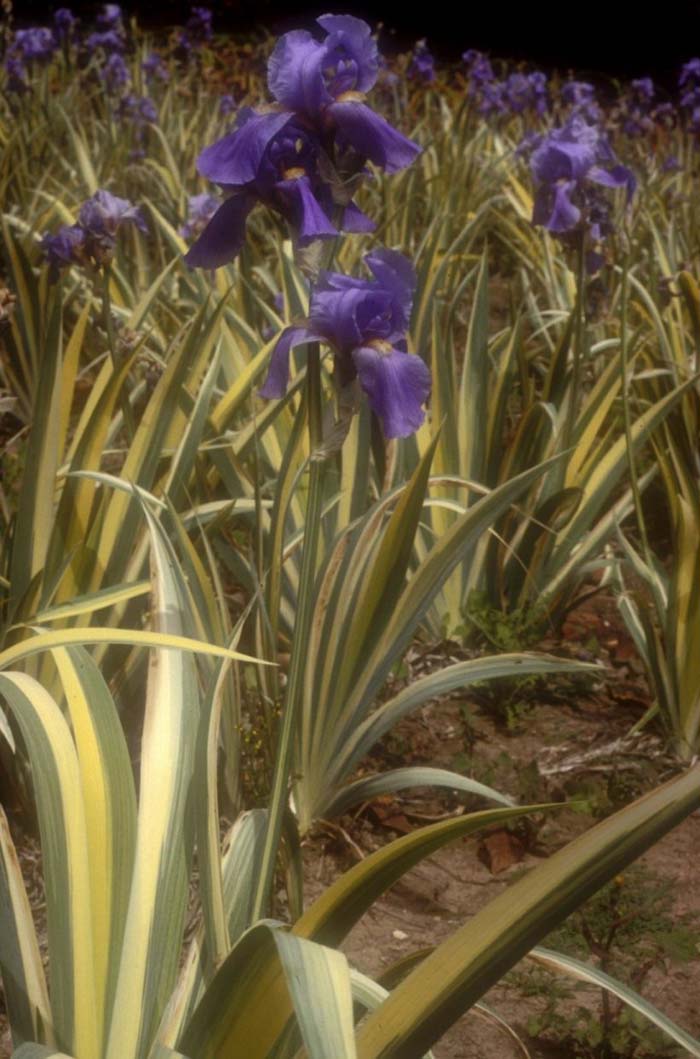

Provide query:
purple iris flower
left=100, top=53, right=130, bottom=92
left=42, top=190, right=145, bottom=279
left=79, top=189, right=147, bottom=238
left=4, top=55, right=28, bottom=93
left=462, top=49, right=495, bottom=86
left=408, top=40, right=435, bottom=83
left=219, top=93, right=236, bottom=116
left=87, top=29, right=126, bottom=54
left=13, top=28, right=56, bottom=62
left=504, top=71, right=549, bottom=116
left=53, top=9, right=77, bottom=43
left=185, top=108, right=374, bottom=269
left=529, top=117, right=635, bottom=237
left=478, top=80, right=506, bottom=116
left=679, top=57, right=700, bottom=88
left=266, top=15, right=420, bottom=174
left=620, top=77, right=655, bottom=137
left=259, top=248, right=431, bottom=439
left=179, top=193, right=220, bottom=239
left=186, top=6, right=213, bottom=42
left=679, top=59, right=700, bottom=131
left=41, top=225, right=86, bottom=281
left=631, top=77, right=654, bottom=103
left=561, top=80, right=596, bottom=108
left=117, top=93, right=158, bottom=124
left=142, top=52, right=169, bottom=82
left=97, top=4, right=123, bottom=31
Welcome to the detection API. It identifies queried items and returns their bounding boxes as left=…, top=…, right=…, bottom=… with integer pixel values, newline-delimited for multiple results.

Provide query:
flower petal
left=316, top=14, right=379, bottom=93
left=589, top=163, right=637, bottom=200
left=365, top=248, right=416, bottom=331
left=351, top=344, right=431, bottom=438
left=328, top=101, right=421, bottom=173
left=275, top=176, right=338, bottom=244
left=259, top=324, right=324, bottom=398
left=342, top=201, right=376, bottom=233
left=546, top=181, right=581, bottom=232
left=197, top=109, right=293, bottom=186
left=267, top=30, right=330, bottom=113
left=184, top=194, right=254, bottom=268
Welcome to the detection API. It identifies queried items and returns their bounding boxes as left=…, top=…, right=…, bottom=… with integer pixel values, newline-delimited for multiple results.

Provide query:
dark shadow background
left=11, top=1, right=700, bottom=89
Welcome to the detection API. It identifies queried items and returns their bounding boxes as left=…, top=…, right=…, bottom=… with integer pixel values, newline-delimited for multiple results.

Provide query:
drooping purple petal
left=342, top=201, right=375, bottom=233
left=41, top=224, right=86, bottom=280
left=275, top=176, right=338, bottom=244
left=589, top=164, right=636, bottom=201
left=328, top=101, right=421, bottom=173
left=351, top=344, right=431, bottom=438
left=184, top=194, right=254, bottom=268
left=196, top=109, right=294, bottom=186
left=258, top=324, right=324, bottom=398
left=543, top=182, right=581, bottom=232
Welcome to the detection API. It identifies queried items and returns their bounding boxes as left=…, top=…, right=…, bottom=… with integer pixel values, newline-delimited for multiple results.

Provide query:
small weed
left=512, top=865, right=700, bottom=1058
left=458, top=592, right=597, bottom=729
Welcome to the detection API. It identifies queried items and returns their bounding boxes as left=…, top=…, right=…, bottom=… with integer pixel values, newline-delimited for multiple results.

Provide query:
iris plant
left=184, top=109, right=374, bottom=267
left=408, top=39, right=436, bottom=83
left=529, top=116, right=635, bottom=245
left=42, top=190, right=146, bottom=279
left=259, top=249, right=431, bottom=438
left=185, top=14, right=419, bottom=267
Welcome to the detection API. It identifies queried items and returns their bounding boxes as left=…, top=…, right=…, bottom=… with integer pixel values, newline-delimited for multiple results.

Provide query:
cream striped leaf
left=0, top=673, right=99, bottom=1058
left=0, top=805, right=53, bottom=1048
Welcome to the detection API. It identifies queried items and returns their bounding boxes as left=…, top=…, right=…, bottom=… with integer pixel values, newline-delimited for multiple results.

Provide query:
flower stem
left=563, top=234, right=586, bottom=455
left=102, top=264, right=135, bottom=441
left=253, top=341, right=326, bottom=921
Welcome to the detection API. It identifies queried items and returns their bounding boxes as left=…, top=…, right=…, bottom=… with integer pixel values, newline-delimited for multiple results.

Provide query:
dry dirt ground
left=2, top=590, right=699, bottom=1058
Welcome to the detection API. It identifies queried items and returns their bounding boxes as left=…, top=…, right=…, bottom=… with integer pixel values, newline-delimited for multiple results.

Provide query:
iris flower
left=185, top=15, right=419, bottom=269
left=12, top=28, right=56, bottom=62
left=42, top=190, right=146, bottom=280
left=530, top=117, right=635, bottom=235
left=259, top=248, right=431, bottom=438
left=184, top=109, right=373, bottom=268
left=267, top=14, right=420, bottom=173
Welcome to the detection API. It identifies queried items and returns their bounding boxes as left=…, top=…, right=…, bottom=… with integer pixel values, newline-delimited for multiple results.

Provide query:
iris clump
left=42, top=189, right=146, bottom=280
left=101, top=53, right=130, bottom=93
left=53, top=8, right=78, bottom=43
left=175, top=6, right=213, bottom=59
left=527, top=116, right=635, bottom=255
left=184, top=109, right=373, bottom=267
left=461, top=52, right=548, bottom=119
left=679, top=58, right=700, bottom=131
left=259, top=249, right=431, bottom=438
left=408, top=39, right=436, bottom=83
left=179, top=193, right=220, bottom=240
left=142, top=52, right=169, bottom=83
left=185, top=14, right=420, bottom=268
left=12, top=28, right=57, bottom=63
left=617, top=77, right=655, bottom=138
left=86, top=6, right=126, bottom=54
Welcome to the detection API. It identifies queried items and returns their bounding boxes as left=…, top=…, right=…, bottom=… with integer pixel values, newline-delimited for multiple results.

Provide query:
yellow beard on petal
left=335, top=90, right=366, bottom=104
left=367, top=338, right=393, bottom=355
